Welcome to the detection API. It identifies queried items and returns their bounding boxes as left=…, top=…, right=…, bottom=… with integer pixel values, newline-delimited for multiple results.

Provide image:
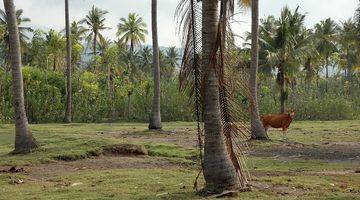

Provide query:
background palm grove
left=0, top=3, right=359, bottom=123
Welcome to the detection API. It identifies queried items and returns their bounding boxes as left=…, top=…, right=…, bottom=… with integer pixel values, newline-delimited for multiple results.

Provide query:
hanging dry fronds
left=176, top=0, right=252, bottom=190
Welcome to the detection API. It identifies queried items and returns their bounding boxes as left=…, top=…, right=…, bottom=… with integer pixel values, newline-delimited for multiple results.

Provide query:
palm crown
left=80, top=6, right=109, bottom=55
left=117, top=13, right=148, bottom=53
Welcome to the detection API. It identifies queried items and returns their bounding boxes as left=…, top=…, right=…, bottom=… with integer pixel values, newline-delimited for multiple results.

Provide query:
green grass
left=0, top=121, right=359, bottom=199
left=0, top=169, right=358, bottom=200
left=0, top=123, right=198, bottom=166
left=246, top=157, right=356, bottom=173
left=268, top=120, right=360, bottom=144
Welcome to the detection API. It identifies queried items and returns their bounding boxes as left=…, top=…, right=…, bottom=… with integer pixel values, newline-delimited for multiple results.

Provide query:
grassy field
left=0, top=121, right=359, bottom=199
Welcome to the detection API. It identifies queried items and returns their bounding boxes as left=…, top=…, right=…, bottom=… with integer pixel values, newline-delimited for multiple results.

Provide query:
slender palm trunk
left=149, top=0, right=162, bottom=129
left=325, top=56, right=329, bottom=92
left=202, top=0, right=239, bottom=193
left=110, top=73, right=116, bottom=120
left=107, top=63, right=115, bottom=121
left=64, top=0, right=72, bottom=123
left=93, top=31, right=97, bottom=56
left=4, top=0, right=37, bottom=154
left=249, top=0, right=268, bottom=140
left=53, top=57, right=56, bottom=71
left=279, top=67, right=286, bottom=113
left=93, top=31, right=97, bottom=72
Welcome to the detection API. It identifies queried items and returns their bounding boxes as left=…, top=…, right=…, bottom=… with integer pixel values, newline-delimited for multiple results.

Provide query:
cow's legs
left=282, top=128, right=288, bottom=140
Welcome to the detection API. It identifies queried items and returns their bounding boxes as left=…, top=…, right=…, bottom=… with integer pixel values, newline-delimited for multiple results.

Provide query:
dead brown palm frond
left=176, top=0, right=204, bottom=192
left=176, top=0, right=251, bottom=190
left=216, top=0, right=251, bottom=188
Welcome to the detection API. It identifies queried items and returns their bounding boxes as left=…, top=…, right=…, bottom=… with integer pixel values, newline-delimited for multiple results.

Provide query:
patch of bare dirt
left=252, top=169, right=360, bottom=177
left=248, top=141, right=360, bottom=162
left=0, top=156, right=185, bottom=181
left=102, top=129, right=198, bottom=148
left=103, top=144, right=148, bottom=156
left=251, top=182, right=308, bottom=197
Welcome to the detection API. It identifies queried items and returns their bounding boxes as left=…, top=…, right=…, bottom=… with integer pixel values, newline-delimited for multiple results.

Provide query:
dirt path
left=105, top=129, right=360, bottom=162
left=0, top=156, right=185, bottom=181
left=248, top=141, right=360, bottom=162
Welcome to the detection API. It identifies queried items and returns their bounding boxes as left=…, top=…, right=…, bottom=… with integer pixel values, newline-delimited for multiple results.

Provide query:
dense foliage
left=0, top=5, right=359, bottom=123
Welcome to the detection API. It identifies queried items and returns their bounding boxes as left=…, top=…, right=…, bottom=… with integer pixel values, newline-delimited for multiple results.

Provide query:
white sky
left=1, top=0, right=358, bottom=47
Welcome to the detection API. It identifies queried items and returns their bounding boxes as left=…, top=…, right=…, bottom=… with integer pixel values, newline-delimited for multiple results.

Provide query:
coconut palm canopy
left=80, top=6, right=109, bottom=55
left=116, top=13, right=148, bottom=53
left=0, top=8, right=33, bottom=67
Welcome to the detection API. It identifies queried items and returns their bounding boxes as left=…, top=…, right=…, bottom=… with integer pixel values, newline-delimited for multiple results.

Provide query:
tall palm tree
left=201, top=0, right=240, bottom=192
left=177, top=0, right=250, bottom=193
left=260, top=7, right=311, bottom=113
left=45, top=30, right=65, bottom=71
left=338, top=19, right=358, bottom=91
left=69, top=21, right=85, bottom=67
left=3, top=0, right=37, bottom=154
left=139, top=46, right=152, bottom=74
left=116, top=13, right=148, bottom=54
left=248, top=0, right=268, bottom=140
left=80, top=6, right=109, bottom=56
left=117, top=13, right=147, bottom=120
left=165, top=47, right=179, bottom=68
left=70, top=21, right=86, bottom=43
left=315, top=18, right=338, bottom=91
left=149, top=0, right=162, bottom=129
left=64, top=0, right=72, bottom=123
left=0, top=8, right=33, bottom=69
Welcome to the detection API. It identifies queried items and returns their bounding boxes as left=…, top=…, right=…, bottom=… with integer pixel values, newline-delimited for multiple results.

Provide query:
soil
left=0, top=156, right=183, bottom=181
left=248, top=140, right=360, bottom=162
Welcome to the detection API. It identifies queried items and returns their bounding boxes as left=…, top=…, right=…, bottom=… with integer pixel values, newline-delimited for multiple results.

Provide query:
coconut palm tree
left=149, top=0, right=162, bottom=129
left=338, top=19, right=358, bottom=91
left=260, top=6, right=311, bottom=113
left=0, top=8, right=33, bottom=69
left=70, top=21, right=86, bottom=43
left=201, top=0, right=240, bottom=192
left=139, top=46, right=152, bottom=74
left=3, top=0, right=37, bottom=154
left=45, top=29, right=65, bottom=71
left=69, top=21, right=85, bottom=67
left=80, top=6, right=109, bottom=56
left=116, top=13, right=148, bottom=55
left=176, top=0, right=250, bottom=193
left=315, top=18, right=338, bottom=91
left=165, top=47, right=179, bottom=68
left=64, top=0, right=72, bottom=123
left=248, top=0, right=268, bottom=140
left=117, top=13, right=147, bottom=120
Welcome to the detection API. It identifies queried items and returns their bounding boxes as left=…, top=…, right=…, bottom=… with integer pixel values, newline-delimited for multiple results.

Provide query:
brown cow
left=261, top=110, right=296, bottom=140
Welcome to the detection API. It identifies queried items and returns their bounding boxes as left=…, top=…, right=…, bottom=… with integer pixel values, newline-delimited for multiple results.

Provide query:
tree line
left=0, top=4, right=358, bottom=125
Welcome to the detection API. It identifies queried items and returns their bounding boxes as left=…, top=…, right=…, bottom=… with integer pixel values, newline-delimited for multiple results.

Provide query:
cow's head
left=288, top=109, right=296, bottom=119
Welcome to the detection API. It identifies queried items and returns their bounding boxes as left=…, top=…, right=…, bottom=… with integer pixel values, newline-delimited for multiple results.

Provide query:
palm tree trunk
left=202, top=0, right=239, bottom=193
left=64, top=0, right=72, bottom=123
left=53, top=57, right=56, bottom=71
left=93, top=31, right=97, bottom=56
left=279, top=68, right=286, bottom=113
left=110, top=73, right=116, bottom=120
left=4, top=0, right=37, bottom=154
left=325, top=56, right=329, bottom=92
left=249, top=0, right=268, bottom=140
left=149, top=0, right=162, bottom=129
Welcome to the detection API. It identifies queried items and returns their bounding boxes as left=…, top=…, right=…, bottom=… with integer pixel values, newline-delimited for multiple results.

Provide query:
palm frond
left=176, top=0, right=250, bottom=190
